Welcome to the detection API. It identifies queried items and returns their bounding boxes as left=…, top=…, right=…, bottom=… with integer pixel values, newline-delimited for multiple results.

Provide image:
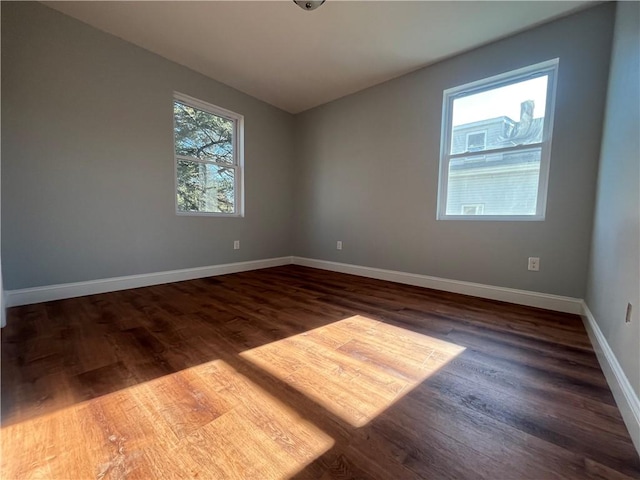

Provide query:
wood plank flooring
left=2, top=265, right=639, bottom=479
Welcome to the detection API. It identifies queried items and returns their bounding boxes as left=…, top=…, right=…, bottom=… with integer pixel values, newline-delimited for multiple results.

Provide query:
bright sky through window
left=452, top=76, right=548, bottom=126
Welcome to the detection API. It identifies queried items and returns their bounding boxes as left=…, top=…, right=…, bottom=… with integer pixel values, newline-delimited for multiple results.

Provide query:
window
left=461, top=204, right=484, bottom=215
left=466, top=132, right=486, bottom=152
left=173, top=92, right=244, bottom=216
left=437, top=59, right=558, bottom=220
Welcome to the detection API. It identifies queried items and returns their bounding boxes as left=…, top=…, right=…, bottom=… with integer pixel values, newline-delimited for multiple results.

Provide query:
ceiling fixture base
left=293, top=1, right=325, bottom=12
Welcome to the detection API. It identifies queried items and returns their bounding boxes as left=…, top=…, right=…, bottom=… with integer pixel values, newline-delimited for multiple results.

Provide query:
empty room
left=1, top=0, right=639, bottom=478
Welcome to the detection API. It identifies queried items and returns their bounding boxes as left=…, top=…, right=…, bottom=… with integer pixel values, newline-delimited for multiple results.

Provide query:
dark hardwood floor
left=2, top=265, right=639, bottom=479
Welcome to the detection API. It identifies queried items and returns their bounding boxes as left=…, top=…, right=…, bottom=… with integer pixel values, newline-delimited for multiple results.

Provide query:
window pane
left=177, top=160, right=235, bottom=213
left=466, top=132, right=486, bottom=152
left=450, top=76, right=548, bottom=154
left=446, top=148, right=541, bottom=216
left=174, top=101, right=234, bottom=164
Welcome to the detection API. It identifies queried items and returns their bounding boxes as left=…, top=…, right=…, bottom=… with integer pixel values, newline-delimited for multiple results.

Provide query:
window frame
left=173, top=92, right=245, bottom=217
left=437, top=59, right=559, bottom=221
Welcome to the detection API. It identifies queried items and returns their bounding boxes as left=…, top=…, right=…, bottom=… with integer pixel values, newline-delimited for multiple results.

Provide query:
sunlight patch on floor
left=241, top=315, right=466, bottom=427
left=1, top=359, right=334, bottom=479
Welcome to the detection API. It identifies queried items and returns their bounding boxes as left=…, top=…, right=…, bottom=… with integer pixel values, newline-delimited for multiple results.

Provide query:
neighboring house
left=448, top=101, right=545, bottom=216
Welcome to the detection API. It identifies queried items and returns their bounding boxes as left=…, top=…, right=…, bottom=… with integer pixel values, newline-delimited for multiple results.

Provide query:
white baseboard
left=292, top=257, right=583, bottom=314
left=581, top=302, right=640, bottom=455
left=5, top=256, right=293, bottom=308
left=5, top=255, right=584, bottom=315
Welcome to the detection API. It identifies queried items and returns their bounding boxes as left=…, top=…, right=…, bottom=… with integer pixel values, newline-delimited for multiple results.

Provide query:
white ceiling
left=45, top=1, right=594, bottom=114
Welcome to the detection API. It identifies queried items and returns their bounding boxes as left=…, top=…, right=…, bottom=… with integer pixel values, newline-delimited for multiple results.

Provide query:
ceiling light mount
left=293, top=1, right=325, bottom=12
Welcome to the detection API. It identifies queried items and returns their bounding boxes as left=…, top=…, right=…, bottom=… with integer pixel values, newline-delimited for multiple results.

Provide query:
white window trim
left=173, top=92, right=245, bottom=217
left=437, top=58, right=559, bottom=221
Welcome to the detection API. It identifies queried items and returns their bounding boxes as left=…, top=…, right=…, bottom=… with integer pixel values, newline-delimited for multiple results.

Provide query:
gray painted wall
left=293, top=4, right=615, bottom=298
left=1, top=2, right=295, bottom=290
left=0, top=2, right=620, bottom=302
left=586, top=1, right=640, bottom=399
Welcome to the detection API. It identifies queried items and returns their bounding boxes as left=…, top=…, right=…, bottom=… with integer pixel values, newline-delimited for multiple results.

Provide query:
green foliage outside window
left=174, top=101, right=236, bottom=213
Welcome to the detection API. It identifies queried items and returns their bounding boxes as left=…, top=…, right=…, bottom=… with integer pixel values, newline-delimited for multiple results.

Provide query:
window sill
left=436, top=214, right=545, bottom=221
left=176, top=211, right=244, bottom=218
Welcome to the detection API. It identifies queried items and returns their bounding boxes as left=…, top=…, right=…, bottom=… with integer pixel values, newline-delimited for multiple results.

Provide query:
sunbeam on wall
left=241, top=315, right=466, bottom=427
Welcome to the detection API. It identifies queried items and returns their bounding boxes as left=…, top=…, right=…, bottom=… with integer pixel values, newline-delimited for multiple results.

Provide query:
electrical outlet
left=528, top=257, right=540, bottom=271
left=336, top=241, right=342, bottom=250
left=625, top=303, right=632, bottom=323
left=233, top=240, right=240, bottom=250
